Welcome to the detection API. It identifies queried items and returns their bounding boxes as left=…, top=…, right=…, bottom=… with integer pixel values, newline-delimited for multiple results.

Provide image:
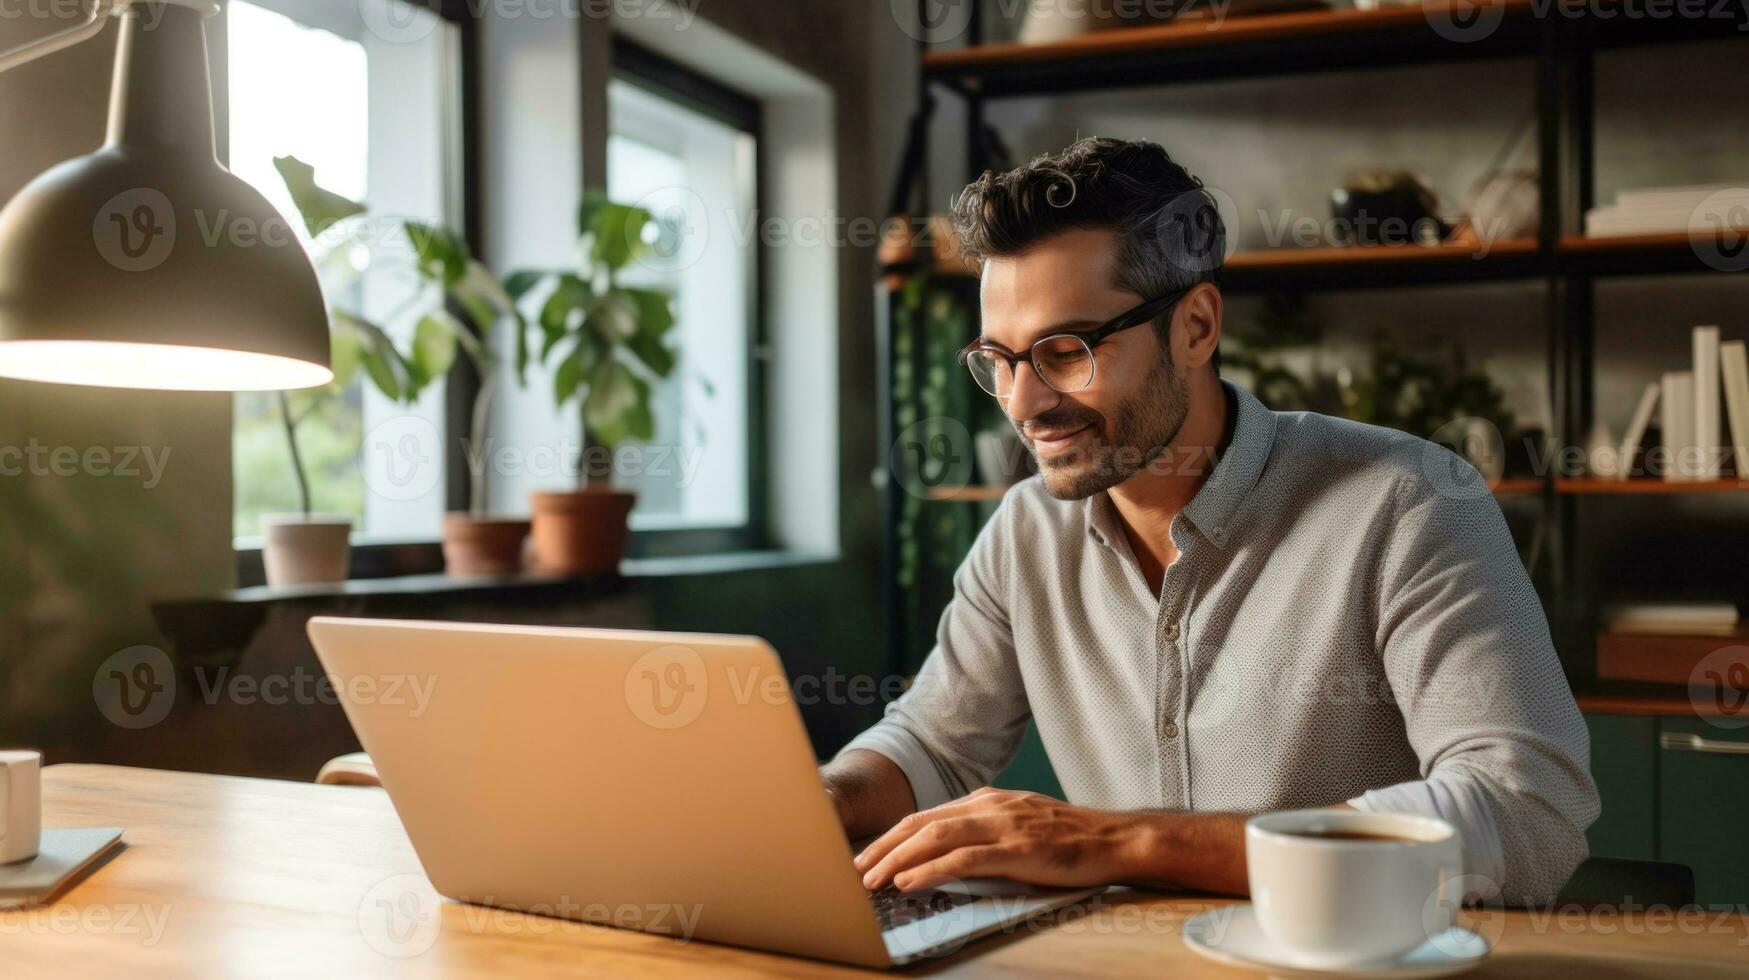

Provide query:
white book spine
left=1617, top=381, right=1661, bottom=481
left=1695, top=326, right=1722, bottom=479
left=1662, top=371, right=1696, bottom=482
left=1722, top=340, right=1749, bottom=481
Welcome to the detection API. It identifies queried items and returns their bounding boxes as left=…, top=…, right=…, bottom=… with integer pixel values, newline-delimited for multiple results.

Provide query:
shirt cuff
left=838, top=724, right=959, bottom=811
left=1349, top=771, right=1505, bottom=901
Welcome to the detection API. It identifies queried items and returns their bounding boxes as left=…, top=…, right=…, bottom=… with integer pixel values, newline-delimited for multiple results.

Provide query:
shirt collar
left=1084, top=380, right=1278, bottom=551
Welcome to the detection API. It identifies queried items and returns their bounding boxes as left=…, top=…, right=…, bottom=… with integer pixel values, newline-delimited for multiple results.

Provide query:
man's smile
left=1026, top=422, right=1094, bottom=458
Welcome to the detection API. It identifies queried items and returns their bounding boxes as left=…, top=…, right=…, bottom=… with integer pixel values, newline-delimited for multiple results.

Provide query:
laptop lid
left=306, top=616, right=891, bottom=968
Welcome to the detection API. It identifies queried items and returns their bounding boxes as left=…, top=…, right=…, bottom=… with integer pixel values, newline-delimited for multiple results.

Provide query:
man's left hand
left=854, top=787, right=1142, bottom=892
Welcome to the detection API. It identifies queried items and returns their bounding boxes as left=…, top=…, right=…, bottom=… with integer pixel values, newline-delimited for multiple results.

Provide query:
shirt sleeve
left=1362, top=462, right=1600, bottom=905
left=834, top=494, right=1031, bottom=810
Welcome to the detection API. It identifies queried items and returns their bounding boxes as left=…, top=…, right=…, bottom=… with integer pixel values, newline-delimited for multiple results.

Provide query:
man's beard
left=1018, top=356, right=1191, bottom=501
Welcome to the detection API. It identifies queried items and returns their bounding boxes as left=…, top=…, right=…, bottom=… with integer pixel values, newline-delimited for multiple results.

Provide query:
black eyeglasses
left=957, top=288, right=1189, bottom=400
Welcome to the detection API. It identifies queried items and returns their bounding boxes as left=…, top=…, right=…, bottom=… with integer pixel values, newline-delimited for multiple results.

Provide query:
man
left=823, top=137, right=1597, bottom=906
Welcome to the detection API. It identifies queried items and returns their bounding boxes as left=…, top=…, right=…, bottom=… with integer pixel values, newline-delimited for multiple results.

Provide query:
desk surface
left=18, top=765, right=1749, bottom=977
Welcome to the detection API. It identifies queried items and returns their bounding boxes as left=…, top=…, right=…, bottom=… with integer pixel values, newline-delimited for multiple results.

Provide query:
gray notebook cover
left=0, top=827, right=124, bottom=907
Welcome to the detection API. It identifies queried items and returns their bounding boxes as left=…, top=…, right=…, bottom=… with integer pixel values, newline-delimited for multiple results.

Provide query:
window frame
left=226, top=0, right=480, bottom=584
left=610, top=37, right=771, bottom=560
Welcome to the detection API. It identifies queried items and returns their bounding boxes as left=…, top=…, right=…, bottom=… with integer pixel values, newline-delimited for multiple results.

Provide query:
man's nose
left=1004, top=360, right=1060, bottom=425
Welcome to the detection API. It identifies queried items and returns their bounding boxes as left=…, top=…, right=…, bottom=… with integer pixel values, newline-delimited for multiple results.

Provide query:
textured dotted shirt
left=843, top=381, right=1598, bottom=904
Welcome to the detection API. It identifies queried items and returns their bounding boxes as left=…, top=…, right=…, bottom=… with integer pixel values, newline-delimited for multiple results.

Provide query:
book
left=1661, top=371, right=1696, bottom=481
left=1605, top=601, right=1740, bottom=633
left=1616, top=381, right=1661, bottom=481
left=1723, top=340, right=1749, bottom=480
left=1694, top=326, right=1722, bottom=479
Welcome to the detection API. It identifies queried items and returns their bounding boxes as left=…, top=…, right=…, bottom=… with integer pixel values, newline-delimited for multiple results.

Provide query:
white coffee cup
left=0, top=750, right=43, bottom=864
left=1246, top=809, right=1463, bottom=969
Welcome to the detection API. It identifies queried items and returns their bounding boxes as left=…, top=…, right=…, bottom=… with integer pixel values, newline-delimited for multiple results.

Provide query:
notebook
left=0, top=827, right=124, bottom=908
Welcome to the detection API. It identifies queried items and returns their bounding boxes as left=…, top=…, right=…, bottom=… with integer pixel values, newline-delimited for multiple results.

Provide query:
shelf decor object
left=0, top=0, right=331, bottom=391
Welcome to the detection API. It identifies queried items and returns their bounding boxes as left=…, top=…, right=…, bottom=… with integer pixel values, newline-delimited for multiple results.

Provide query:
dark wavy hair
left=951, top=137, right=1225, bottom=371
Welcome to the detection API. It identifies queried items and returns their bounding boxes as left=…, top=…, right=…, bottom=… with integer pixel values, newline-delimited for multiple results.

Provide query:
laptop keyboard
left=868, top=885, right=977, bottom=931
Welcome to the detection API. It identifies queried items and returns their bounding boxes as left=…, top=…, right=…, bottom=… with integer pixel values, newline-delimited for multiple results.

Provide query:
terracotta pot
left=441, top=514, right=531, bottom=577
left=529, top=488, right=636, bottom=575
left=261, top=515, right=352, bottom=587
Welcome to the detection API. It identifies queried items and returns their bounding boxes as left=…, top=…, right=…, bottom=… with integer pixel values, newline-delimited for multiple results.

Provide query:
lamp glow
left=0, top=341, right=333, bottom=391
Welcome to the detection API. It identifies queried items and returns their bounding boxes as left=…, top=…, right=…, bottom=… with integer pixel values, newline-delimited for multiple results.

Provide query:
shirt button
left=1211, top=527, right=1228, bottom=545
left=1162, top=720, right=1179, bottom=739
left=1164, top=622, right=1181, bottom=641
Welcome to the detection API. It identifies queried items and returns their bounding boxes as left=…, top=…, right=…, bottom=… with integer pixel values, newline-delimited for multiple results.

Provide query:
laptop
left=306, top=616, right=1100, bottom=967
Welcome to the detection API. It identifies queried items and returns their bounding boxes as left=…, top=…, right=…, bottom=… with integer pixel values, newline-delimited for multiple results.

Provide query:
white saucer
left=1182, top=906, right=1489, bottom=978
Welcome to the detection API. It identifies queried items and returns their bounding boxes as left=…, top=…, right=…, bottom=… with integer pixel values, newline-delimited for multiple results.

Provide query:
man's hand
left=854, top=787, right=1145, bottom=892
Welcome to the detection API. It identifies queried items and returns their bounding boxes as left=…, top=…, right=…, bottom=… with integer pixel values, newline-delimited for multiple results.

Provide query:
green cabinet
left=1584, top=713, right=1658, bottom=861
left=1583, top=711, right=1749, bottom=906
left=1655, top=718, right=1749, bottom=907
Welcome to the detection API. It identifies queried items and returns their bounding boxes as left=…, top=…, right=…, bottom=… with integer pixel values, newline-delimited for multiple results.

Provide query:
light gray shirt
left=843, top=382, right=1598, bottom=904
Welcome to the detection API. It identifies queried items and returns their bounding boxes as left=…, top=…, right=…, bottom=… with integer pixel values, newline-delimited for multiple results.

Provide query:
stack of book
left=1598, top=603, right=1745, bottom=685
left=1585, top=184, right=1749, bottom=237
left=1606, top=326, right=1749, bottom=482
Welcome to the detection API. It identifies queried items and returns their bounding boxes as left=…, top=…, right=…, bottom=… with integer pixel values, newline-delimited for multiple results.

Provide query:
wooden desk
left=17, top=765, right=1749, bottom=977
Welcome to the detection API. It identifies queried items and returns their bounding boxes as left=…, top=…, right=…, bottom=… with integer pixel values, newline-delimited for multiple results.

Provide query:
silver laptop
left=307, top=616, right=1100, bottom=967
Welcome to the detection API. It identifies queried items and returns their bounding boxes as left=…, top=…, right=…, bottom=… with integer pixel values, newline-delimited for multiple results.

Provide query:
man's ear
left=1174, top=282, right=1223, bottom=372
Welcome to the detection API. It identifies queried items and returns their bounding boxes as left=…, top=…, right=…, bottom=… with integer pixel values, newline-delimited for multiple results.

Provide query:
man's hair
left=951, top=137, right=1224, bottom=373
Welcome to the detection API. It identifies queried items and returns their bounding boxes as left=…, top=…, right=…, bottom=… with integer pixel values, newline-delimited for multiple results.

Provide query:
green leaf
left=583, top=359, right=648, bottom=449
left=333, top=310, right=411, bottom=402
left=620, top=287, right=677, bottom=378
left=405, top=221, right=469, bottom=286
left=503, top=270, right=549, bottom=301
left=583, top=197, right=653, bottom=272
left=411, top=314, right=459, bottom=387
left=273, top=156, right=365, bottom=237
left=538, top=273, right=593, bottom=359
left=326, top=314, right=363, bottom=390
left=553, top=345, right=587, bottom=406
left=589, top=290, right=639, bottom=342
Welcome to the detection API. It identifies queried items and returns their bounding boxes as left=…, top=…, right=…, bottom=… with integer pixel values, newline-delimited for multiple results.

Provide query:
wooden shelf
left=923, top=0, right=1542, bottom=96
left=1223, top=239, right=1542, bottom=292
left=1559, top=232, right=1749, bottom=277
left=1557, top=478, right=1749, bottom=494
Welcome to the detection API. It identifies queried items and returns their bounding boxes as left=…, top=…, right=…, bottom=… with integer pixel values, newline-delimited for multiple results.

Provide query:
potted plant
left=510, top=193, right=679, bottom=575
left=275, top=158, right=532, bottom=578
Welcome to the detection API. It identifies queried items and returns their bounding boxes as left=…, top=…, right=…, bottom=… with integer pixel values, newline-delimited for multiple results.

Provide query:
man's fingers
left=853, top=795, right=991, bottom=873
left=860, top=815, right=996, bottom=890
left=892, top=845, right=1014, bottom=892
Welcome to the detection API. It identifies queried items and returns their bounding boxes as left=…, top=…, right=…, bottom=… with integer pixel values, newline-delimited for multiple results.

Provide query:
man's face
left=978, top=228, right=1192, bottom=500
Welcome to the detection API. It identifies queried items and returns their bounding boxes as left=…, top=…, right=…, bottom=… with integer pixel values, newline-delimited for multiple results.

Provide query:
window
left=225, top=0, right=463, bottom=544
left=608, top=43, right=764, bottom=546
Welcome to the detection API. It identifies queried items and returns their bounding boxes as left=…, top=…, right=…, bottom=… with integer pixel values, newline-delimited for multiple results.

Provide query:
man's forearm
left=1120, top=810, right=1250, bottom=895
left=820, top=749, right=917, bottom=840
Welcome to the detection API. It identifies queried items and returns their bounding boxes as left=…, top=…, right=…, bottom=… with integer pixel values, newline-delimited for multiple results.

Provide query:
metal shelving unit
left=879, top=1, right=1748, bottom=678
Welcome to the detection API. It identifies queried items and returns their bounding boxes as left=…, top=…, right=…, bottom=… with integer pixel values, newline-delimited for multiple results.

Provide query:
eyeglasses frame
left=956, top=287, right=1192, bottom=399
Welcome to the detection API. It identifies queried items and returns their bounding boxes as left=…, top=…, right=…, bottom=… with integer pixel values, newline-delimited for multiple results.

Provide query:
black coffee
left=1283, top=829, right=1415, bottom=843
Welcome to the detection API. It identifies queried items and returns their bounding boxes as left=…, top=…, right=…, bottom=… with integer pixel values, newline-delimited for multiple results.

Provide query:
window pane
left=608, top=78, right=757, bottom=531
left=227, top=0, right=458, bottom=542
